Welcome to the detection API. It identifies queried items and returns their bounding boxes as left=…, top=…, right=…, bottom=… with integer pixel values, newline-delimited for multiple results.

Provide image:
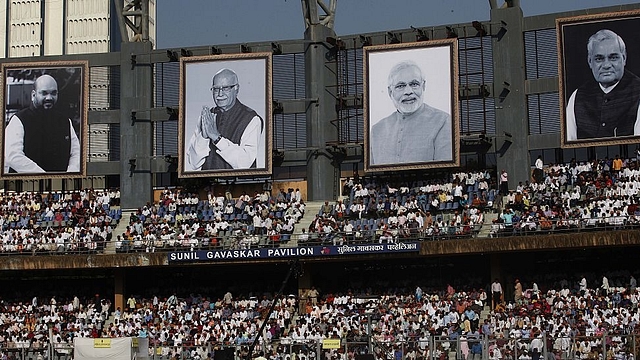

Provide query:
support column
left=489, top=253, right=503, bottom=307
left=491, top=5, right=529, bottom=189
left=119, top=41, right=153, bottom=209
left=489, top=253, right=502, bottom=282
left=114, top=268, right=124, bottom=314
left=304, top=25, right=338, bottom=201
left=297, top=262, right=313, bottom=314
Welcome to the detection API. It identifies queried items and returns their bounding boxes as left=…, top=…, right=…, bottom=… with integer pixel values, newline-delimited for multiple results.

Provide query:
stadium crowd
left=2, top=157, right=640, bottom=255
left=115, top=187, right=306, bottom=253
left=306, top=170, right=497, bottom=244
left=0, top=189, right=121, bottom=255
left=491, top=156, right=640, bottom=237
left=0, top=271, right=638, bottom=360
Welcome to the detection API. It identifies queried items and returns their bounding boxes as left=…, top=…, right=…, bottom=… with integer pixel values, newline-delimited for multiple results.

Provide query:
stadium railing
left=0, top=213, right=638, bottom=256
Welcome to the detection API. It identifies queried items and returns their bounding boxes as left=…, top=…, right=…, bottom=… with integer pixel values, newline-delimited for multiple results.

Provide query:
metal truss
left=113, top=0, right=150, bottom=42
left=301, top=0, right=337, bottom=29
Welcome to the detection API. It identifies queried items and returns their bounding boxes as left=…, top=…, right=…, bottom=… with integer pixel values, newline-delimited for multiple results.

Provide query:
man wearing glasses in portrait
left=370, top=60, right=452, bottom=166
left=185, top=68, right=264, bottom=171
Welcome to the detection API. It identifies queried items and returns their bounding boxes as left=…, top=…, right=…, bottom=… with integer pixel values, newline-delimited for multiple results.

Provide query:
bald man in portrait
left=4, top=74, right=81, bottom=173
left=186, top=68, right=265, bottom=171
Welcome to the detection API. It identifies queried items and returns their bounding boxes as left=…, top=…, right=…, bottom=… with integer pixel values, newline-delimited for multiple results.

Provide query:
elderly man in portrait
left=370, top=60, right=452, bottom=166
left=566, top=29, right=640, bottom=141
left=4, top=74, right=81, bottom=173
left=185, top=68, right=265, bottom=171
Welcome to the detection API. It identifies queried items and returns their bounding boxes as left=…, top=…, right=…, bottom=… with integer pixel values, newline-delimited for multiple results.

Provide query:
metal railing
left=0, top=239, right=109, bottom=256
left=0, top=213, right=638, bottom=256
left=489, top=214, right=640, bottom=237
left=1, top=333, right=638, bottom=360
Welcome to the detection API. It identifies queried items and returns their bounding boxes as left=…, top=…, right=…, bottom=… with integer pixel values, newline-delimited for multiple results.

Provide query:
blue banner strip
left=168, top=242, right=420, bottom=262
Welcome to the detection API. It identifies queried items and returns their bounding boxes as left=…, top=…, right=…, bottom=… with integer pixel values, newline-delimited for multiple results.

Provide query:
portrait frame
left=178, top=53, right=273, bottom=178
left=557, top=10, right=640, bottom=148
left=0, top=61, right=88, bottom=179
left=363, top=39, right=459, bottom=173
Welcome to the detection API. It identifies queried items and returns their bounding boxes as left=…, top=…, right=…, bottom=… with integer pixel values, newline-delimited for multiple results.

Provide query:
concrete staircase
left=296, top=201, right=325, bottom=232
left=284, top=201, right=325, bottom=248
left=103, top=209, right=137, bottom=254
left=477, top=212, right=499, bottom=238
left=445, top=305, right=492, bottom=360
left=479, top=305, right=492, bottom=322
left=103, top=312, right=117, bottom=328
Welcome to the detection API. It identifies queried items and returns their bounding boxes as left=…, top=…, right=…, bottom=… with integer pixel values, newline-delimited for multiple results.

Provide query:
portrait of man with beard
left=369, top=60, right=452, bottom=166
left=4, top=73, right=81, bottom=174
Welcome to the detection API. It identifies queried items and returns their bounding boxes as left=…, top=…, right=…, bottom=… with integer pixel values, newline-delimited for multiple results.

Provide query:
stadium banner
left=322, top=339, right=341, bottom=349
left=74, top=337, right=132, bottom=360
left=178, top=53, right=273, bottom=178
left=363, top=39, right=460, bottom=173
left=168, top=242, right=420, bottom=262
left=557, top=10, right=640, bottom=148
left=0, top=61, right=89, bottom=180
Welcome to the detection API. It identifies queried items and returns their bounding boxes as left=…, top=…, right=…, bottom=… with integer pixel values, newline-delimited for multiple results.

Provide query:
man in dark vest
left=186, top=68, right=264, bottom=171
left=4, top=74, right=80, bottom=173
left=566, top=29, right=640, bottom=141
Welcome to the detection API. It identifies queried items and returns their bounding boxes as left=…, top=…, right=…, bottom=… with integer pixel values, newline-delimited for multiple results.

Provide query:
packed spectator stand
left=0, top=272, right=639, bottom=360
left=113, top=170, right=498, bottom=252
left=0, top=189, right=121, bottom=255
left=114, top=188, right=306, bottom=253
left=317, top=170, right=496, bottom=243
left=3, top=157, right=640, bottom=256
left=490, top=156, right=640, bottom=237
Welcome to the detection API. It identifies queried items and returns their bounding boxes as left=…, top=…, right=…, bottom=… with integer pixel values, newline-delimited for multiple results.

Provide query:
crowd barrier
left=1, top=212, right=639, bottom=256
left=3, top=333, right=637, bottom=360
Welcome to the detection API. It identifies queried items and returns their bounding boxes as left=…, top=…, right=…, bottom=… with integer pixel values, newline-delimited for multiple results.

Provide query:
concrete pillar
left=297, top=263, right=312, bottom=314
left=489, top=253, right=503, bottom=306
left=489, top=253, right=502, bottom=282
left=304, top=25, right=338, bottom=201
left=491, top=6, right=530, bottom=189
left=43, top=0, right=63, bottom=56
left=114, top=268, right=124, bottom=313
left=119, top=41, right=153, bottom=209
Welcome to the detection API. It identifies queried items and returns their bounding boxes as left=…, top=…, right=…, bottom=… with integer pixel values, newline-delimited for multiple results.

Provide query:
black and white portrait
left=1, top=62, right=88, bottom=179
left=559, top=10, right=640, bottom=147
left=364, top=40, right=459, bottom=172
left=179, top=53, right=272, bottom=178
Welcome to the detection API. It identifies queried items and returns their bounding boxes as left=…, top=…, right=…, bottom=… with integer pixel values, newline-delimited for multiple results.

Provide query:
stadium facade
left=0, top=0, right=639, bottom=352
left=0, top=0, right=156, bottom=192
left=0, top=1, right=637, bottom=204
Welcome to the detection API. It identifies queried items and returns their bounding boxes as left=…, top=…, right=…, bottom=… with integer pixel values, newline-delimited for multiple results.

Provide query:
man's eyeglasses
left=211, top=84, right=238, bottom=93
left=391, top=80, right=423, bottom=91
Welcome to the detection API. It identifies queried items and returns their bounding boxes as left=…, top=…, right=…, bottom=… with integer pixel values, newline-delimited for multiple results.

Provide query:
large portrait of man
left=364, top=40, right=459, bottom=172
left=1, top=61, right=88, bottom=179
left=179, top=53, right=272, bottom=178
left=558, top=10, right=640, bottom=147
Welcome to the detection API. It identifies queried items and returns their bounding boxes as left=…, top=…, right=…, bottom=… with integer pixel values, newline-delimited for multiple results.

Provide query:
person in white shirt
left=565, top=29, right=640, bottom=141
left=185, top=68, right=265, bottom=171
left=491, top=279, right=503, bottom=309
left=4, top=74, right=81, bottom=174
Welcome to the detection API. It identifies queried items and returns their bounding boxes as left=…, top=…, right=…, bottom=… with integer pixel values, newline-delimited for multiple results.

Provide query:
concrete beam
left=525, top=77, right=558, bottom=95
